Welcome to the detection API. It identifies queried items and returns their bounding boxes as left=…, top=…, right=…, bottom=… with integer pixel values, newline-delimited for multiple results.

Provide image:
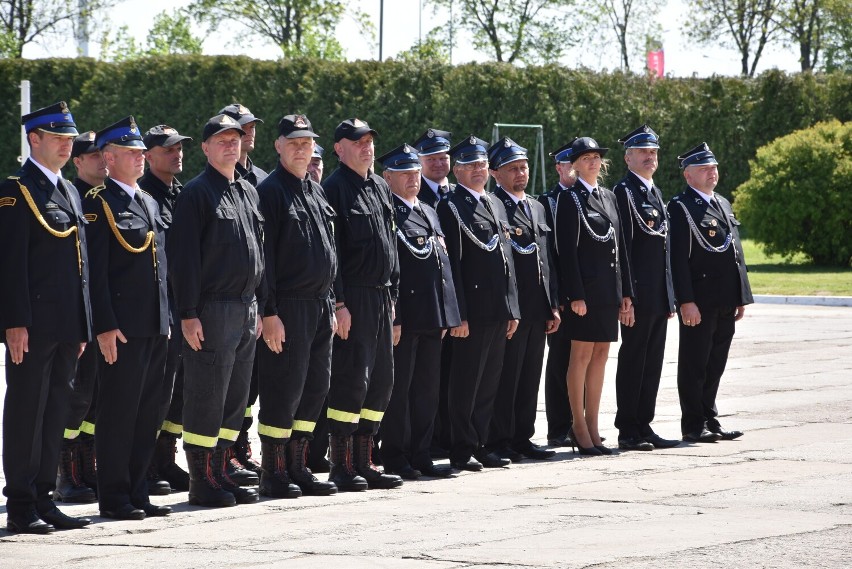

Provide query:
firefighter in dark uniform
left=667, top=143, right=753, bottom=443
left=55, top=131, right=107, bottom=504
left=167, top=114, right=265, bottom=507
left=322, top=118, right=403, bottom=491
left=436, top=135, right=521, bottom=471
left=1, top=102, right=92, bottom=534
left=255, top=114, right=339, bottom=499
left=537, top=141, right=576, bottom=448
left=377, top=143, right=460, bottom=479
left=84, top=116, right=171, bottom=520
left=138, top=125, right=193, bottom=492
left=219, top=102, right=267, bottom=480
left=308, top=143, right=325, bottom=183
left=412, top=128, right=455, bottom=457
left=613, top=125, right=681, bottom=451
left=487, top=138, right=560, bottom=462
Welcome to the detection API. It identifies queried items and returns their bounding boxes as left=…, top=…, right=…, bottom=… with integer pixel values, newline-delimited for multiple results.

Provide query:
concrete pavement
left=1, top=302, right=851, bottom=568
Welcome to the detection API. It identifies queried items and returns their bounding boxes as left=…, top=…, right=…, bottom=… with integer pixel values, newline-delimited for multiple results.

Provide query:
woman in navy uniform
left=554, top=137, right=633, bottom=456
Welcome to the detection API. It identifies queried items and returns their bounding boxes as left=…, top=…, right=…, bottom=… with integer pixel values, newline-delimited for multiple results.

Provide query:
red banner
left=647, top=50, right=665, bottom=78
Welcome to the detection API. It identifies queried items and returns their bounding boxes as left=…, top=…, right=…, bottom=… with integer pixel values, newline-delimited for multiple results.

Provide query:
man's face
left=335, top=134, right=375, bottom=171
left=555, top=161, right=575, bottom=187
left=453, top=159, right=488, bottom=191
left=203, top=130, right=241, bottom=172
left=307, top=157, right=324, bottom=183
left=490, top=159, right=529, bottom=195
left=241, top=121, right=257, bottom=154
left=104, top=145, right=145, bottom=182
left=684, top=164, right=719, bottom=193
left=384, top=168, right=421, bottom=201
left=624, top=147, right=658, bottom=179
left=73, top=151, right=108, bottom=184
left=145, top=143, right=184, bottom=177
left=419, top=152, right=450, bottom=182
left=275, top=136, right=314, bottom=176
left=30, top=130, right=74, bottom=171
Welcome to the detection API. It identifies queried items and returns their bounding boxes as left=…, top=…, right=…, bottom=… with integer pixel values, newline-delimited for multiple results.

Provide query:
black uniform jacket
left=0, top=159, right=92, bottom=343
left=138, top=170, right=182, bottom=230
left=537, top=182, right=569, bottom=303
left=436, top=186, right=520, bottom=325
left=236, top=156, right=268, bottom=188
left=392, top=195, right=461, bottom=332
left=257, top=163, right=338, bottom=315
left=72, top=177, right=95, bottom=200
left=554, top=181, right=634, bottom=307
left=613, top=172, right=675, bottom=315
left=83, top=178, right=168, bottom=337
left=667, top=187, right=753, bottom=308
left=168, top=164, right=266, bottom=320
left=323, top=162, right=400, bottom=303
left=494, top=186, right=558, bottom=321
left=417, top=178, right=454, bottom=209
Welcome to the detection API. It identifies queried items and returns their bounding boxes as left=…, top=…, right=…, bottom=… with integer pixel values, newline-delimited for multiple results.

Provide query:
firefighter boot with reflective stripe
left=186, top=448, right=236, bottom=508
left=258, top=441, right=302, bottom=499
left=78, top=434, right=98, bottom=494
left=353, top=434, right=403, bottom=490
left=213, top=447, right=259, bottom=504
left=225, top=446, right=259, bottom=486
left=54, top=439, right=97, bottom=503
left=234, top=428, right=262, bottom=474
left=288, top=438, right=337, bottom=496
left=155, top=433, right=189, bottom=492
left=328, top=435, right=367, bottom=492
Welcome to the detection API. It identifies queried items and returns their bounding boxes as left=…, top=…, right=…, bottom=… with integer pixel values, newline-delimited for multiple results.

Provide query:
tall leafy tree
left=0, top=0, right=115, bottom=58
left=187, top=0, right=367, bottom=59
left=685, top=0, right=780, bottom=77
left=775, top=0, right=852, bottom=71
left=427, top=0, right=577, bottom=64
left=146, top=9, right=203, bottom=56
left=586, top=0, right=662, bottom=71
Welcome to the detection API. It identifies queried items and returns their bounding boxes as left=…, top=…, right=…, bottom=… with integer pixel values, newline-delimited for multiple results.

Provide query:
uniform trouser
left=430, top=335, right=453, bottom=451
left=182, top=300, right=257, bottom=450
left=328, top=286, right=394, bottom=437
left=380, top=328, right=443, bottom=471
left=677, top=305, right=737, bottom=435
left=157, top=326, right=182, bottom=434
left=244, top=342, right=261, bottom=429
left=489, top=318, right=547, bottom=449
left=64, top=340, right=99, bottom=438
left=448, top=321, right=508, bottom=463
left=3, top=338, right=76, bottom=514
left=544, top=322, right=572, bottom=439
left=308, top=399, right=330, bottom=462
left=257, top=297, right=334, bottom=442
left=615, top=308, right=669, bottom=439
left=96, top=335, right=167, bottom=510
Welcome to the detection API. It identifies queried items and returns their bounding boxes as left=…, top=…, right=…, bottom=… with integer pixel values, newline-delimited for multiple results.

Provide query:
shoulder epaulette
left=137, top=188, right=152, bottom=199
left=85, top=185, right=105, bottom=199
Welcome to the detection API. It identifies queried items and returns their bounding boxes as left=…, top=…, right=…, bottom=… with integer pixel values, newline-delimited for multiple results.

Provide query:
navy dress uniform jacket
left=392, top=195, right=461, bottom=332
left=417, top=179, right=454, bottom=210
left=0, top=160, right=92, bottom=342
left=83, top=179, right=169, bottom=337
left=667, top=189, right=753, bottom=308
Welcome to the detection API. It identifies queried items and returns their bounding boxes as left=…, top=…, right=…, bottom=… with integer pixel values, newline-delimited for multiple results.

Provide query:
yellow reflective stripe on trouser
left=161, top=420, right=182, bottom=435
left=257, top=423, right=292, bottom=439
left=63, top=428, right=80, bottom=440
left=244, top=407, right=253, bottom=418
left=184, top=431, right=218, bottom=448
left=360, top=408, right=384, bottom=422
left=80, top=421, right=95, bottom=435
left=327, top=408, right=360, bottom=423
left=291, top=420, right=316, bottom=433
left=219, top=427, right=240, bottom=441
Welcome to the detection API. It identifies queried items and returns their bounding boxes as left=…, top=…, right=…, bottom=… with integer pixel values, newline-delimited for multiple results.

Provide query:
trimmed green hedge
left=2, top=57, right=850, bottom=201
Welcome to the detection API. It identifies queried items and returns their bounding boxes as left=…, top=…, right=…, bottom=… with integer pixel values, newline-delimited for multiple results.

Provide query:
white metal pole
left=20, top=80, right=31, bottom=164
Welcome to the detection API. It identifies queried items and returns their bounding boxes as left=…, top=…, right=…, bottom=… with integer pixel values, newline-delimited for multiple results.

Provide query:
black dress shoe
left=415, top=463, right=454, bottom=478
left=618, top=437, right=654, bottom=451
left=136, top=503, right=172, bottom=517
left=707, top=426, right=744, bottom=440
left=682, top=429, right=723, bottom=443
left=37, top=505, right=91, bottom=529
left=594, top=445, right=613, bottom=455
left=547, top=433, right=574, bottom=447
left=100, top=503, right=146, bottom=520
left=450, top=458, right=483, bottom=472
left=7, top=510, right=55, bottom=534
left=386, top=465, right=422, bottom=480
left=513, top=443, right=556, bottom=460
left=493, top=446, right=524, bottom=462
left=473, top=450, right=510, bottom=468
left=643, top=433, right=681, bottom=449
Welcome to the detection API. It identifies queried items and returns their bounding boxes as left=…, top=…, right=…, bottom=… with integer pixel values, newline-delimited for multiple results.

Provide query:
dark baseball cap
left=334, top=118, right=378, bottom=142
left=219, top=103, right=264, bottom=126
left=278, top=114, right=319, bottom=139
left=71, top=131, right=98, bottom=158
left=202, top=114, right=246, bottom=142
left=143, top=125, right=192, bottom=149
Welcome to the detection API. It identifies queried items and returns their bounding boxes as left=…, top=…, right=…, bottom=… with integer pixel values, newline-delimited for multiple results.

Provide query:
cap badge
left=238, top=105, right=249, bottom=115
left=220, top=116, right=236, bottom=126
left=404, top=144, right=413, bottom=153
left=60, top=101, right=69, bottom=113
left=86, top=131, right=95, bottom=141
left=164, top=127, right=177, bottom=135
left=504, top=139, right=511, bottom=147
left=417, top=237, right=425, bottom=245
left=129, top=117, right=137, bottom=133
left=469, top=136, right=476, bottom=145
left=588, top=140, right=597, bottom=148
left=709, top=230, right=716, bottom=237
left=353, top=118, right=366, bottom=127
left=294, top=116, right=308, bottom=128
left=427, top=129, right=435, bottom=138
